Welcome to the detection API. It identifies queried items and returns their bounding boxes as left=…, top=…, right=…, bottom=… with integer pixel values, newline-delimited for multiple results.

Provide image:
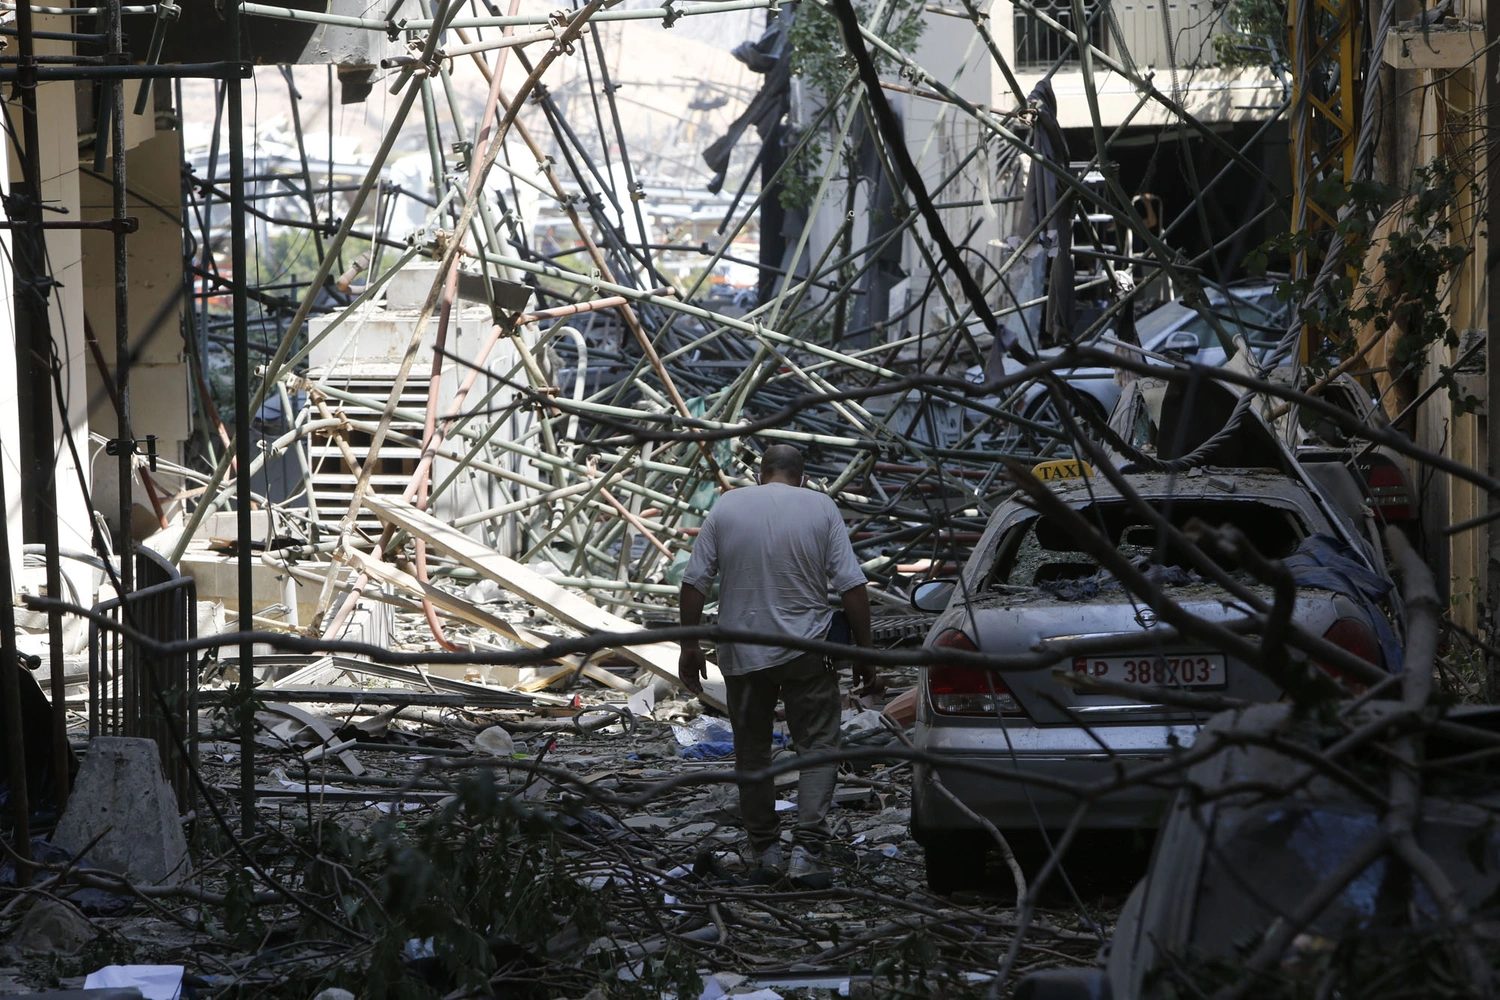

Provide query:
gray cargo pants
left=724, top=650, right=841, bottom=856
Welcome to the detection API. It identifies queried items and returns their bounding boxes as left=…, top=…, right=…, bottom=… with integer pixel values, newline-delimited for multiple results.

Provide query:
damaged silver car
left=908, top=465, right=1401, bottom=893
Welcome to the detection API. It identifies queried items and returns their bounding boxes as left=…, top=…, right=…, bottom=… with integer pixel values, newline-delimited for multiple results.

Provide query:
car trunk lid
left=930, top=588, right=1331, bottom=726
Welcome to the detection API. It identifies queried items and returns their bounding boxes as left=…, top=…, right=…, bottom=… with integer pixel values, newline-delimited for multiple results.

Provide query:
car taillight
left=1317, top=617, right=1381, bottom=692
left=1362, top=459, right=1414, bottom=523
left=927, top=628, right=1022, bottom=716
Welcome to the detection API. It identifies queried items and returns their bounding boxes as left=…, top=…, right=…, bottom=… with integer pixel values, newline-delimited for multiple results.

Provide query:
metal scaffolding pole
left=0, top=448, right=29, bottom=881
left=13, top=0, right=72, bottom=810
left=227, top=0, right=256, bottom=836
left=109, top=0, right=134, bottom=603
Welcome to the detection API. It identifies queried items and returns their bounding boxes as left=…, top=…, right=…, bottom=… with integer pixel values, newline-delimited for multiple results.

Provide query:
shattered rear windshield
left=987, top=499, right=1307, bottom=598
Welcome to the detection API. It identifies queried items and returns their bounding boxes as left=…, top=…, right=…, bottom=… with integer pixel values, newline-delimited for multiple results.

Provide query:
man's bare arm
left=680, top=583, right=706, bottom=629
left=840, top=584, right=873, bottom=648
left=677, top=584, right=708, bottom=695
left=840, top=584, right=881, bottom=694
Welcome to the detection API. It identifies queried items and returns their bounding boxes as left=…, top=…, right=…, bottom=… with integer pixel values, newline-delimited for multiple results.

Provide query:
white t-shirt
left=681, top=482, right=867, bottom=676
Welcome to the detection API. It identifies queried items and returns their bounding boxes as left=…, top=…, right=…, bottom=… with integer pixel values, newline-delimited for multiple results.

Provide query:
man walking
left=678, top=444, right=874, bottom=886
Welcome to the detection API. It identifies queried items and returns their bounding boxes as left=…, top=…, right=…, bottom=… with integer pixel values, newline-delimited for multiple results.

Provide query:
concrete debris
left=3, top=899, right=96, bottom=960
left=51, top=738, right=192, bottom=888
left=474, top=726, right=516, bottom=757
left=0, top=625, right=1097, bottom=995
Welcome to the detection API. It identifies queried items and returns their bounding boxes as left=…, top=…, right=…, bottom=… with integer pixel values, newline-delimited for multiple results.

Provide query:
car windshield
left=1136, top=301, right=1194, bottom=343
left=1177, top=295, right=1285, bottom=351
left=1140, top=292, right=1287, bottom=357
left=986, top=499, right=1307, bottom=594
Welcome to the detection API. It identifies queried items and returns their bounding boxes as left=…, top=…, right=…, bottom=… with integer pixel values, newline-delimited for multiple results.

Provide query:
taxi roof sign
left=1031, top=458, right=1094, bottom=482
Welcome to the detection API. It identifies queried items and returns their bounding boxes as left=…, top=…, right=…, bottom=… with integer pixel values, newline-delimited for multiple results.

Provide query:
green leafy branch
left=1253, top=158, right=1473, bottom=414
left=781, top=0, right=926, bottom=211
left=1210, top=0, right=1289, bottom=69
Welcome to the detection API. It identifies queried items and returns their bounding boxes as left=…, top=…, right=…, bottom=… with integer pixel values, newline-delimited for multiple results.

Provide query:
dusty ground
left=1, top=674, right=1116, bottom=998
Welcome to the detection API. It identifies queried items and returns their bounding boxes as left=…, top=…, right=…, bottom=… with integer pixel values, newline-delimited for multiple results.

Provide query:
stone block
left=2, top=899, right=96, bottom=961
left=51, top=737, right=191, bottom=886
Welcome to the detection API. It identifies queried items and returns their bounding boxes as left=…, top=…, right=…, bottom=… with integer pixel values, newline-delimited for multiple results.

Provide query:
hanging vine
left=1253, top=158, right=1475, bottom=414
left=781, top=0, right=926, bottom=211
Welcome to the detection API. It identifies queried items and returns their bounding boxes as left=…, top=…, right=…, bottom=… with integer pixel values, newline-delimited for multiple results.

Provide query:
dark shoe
left=746, top=844, right=785, bottom=885
left=692, top=849, right=736, bottom=885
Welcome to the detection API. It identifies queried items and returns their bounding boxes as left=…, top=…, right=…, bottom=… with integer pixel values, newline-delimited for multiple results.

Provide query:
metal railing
left=1015, top=0, right=1108, bottom=68
left=1013, top=0, right=1225, bottom=69
left=89, top=548, right=198, bottom=807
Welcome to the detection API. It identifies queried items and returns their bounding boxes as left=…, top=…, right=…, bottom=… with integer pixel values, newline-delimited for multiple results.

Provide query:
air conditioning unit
left=301, top=261, right=541, bottom=555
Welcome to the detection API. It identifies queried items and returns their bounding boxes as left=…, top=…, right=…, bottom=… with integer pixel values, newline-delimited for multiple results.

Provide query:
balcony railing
left=1014, top=0, right=1225, bottom=70
left=1015, top=0, right=1109, bottom=69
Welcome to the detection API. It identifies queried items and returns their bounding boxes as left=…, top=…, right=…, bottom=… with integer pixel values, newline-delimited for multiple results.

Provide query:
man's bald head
left=759, top=444, right=805, bottom=485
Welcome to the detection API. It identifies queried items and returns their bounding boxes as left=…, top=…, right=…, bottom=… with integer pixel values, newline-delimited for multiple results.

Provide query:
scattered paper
left=626, top=684, right=656, bottom=719
left=83, top=965, right=183, bottom=1000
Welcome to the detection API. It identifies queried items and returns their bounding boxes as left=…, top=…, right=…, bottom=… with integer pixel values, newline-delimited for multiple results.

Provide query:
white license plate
left=1071, top=653, right=1227, bottom=688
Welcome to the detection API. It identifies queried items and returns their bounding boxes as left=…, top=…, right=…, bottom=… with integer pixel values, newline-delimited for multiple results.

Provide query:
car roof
left=1135, top=301, right=1195, bottom=342
left=1136, top=288, right=1284, bottom=346
left=1028, top=468, right=1318, bottom=506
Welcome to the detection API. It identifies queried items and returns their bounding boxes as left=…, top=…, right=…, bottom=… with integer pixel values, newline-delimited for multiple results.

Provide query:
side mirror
left=911, top=579, right=956, bottom=613
left=1162, top=332, right=1200, bottom=356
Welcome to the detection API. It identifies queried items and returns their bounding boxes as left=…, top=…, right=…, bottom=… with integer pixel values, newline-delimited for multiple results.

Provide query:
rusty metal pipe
left=409, top=0, right=521, bottom=652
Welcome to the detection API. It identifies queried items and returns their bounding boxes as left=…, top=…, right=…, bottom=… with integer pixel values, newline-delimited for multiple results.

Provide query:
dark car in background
left=1016, top=702, right=1500, bottom=999
left=976, top=283, right=1289, bottom=453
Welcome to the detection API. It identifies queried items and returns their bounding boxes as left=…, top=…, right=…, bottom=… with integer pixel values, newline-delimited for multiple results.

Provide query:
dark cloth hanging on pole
left=702, top=21, right=792, bottom=195
left=984, top=80, right=1073, bottom=379
left=1030, top=80, right=1075, bottom=348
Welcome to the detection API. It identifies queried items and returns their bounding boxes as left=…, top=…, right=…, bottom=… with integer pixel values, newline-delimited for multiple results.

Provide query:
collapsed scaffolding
left=8, top=0, right=1389, bottom=828
left=9, top=0, right=1500, bottom=992
left=143, top=0, right=1290, bottom=821
left=165, top=7, right=1299, bottom=605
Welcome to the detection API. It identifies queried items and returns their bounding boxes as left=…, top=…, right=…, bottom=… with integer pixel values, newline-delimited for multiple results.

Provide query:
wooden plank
left=880, top=686, right=918, bottom=729
left=364, top=495, right=727, bottom=710
left=339, top=548, right=637, bottom=696
left=515, top=663, right=640, bottom=694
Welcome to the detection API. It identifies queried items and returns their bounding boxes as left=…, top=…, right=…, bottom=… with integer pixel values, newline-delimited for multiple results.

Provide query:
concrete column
left=81, top=131, right=188, bottom=545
